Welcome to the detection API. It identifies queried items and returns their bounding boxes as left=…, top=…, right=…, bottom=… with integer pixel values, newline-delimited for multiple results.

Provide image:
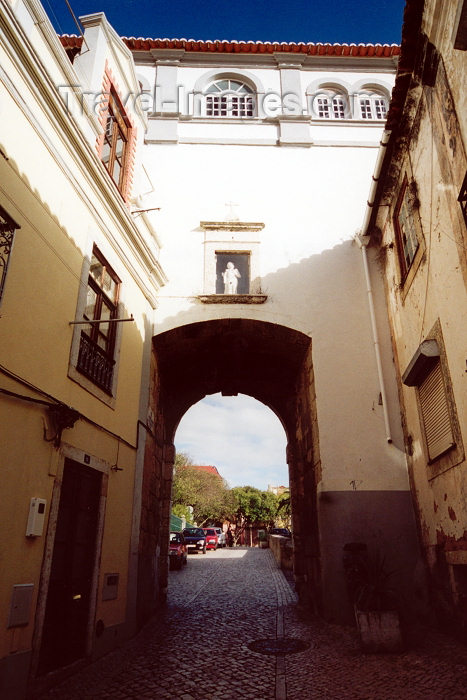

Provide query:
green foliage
left=276, top=489, right=291, bottom=528
left=172, top=453, right=282, bottom=537
left=172, top=503, right=192, bottom=523
left=229, top=486, right=278, bottom=527
left=172, top=453, right=230, bottom=526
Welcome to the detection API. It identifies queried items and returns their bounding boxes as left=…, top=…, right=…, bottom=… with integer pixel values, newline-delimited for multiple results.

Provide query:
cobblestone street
left=37, top=548, right=467, bottom=700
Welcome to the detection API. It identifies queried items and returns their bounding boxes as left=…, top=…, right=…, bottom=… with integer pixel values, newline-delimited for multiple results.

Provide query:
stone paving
left=36, top=547, right=467, bottom=700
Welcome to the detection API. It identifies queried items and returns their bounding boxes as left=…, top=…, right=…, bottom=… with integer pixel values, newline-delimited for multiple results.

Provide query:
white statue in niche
left=222, top=262, right=241, bottom=294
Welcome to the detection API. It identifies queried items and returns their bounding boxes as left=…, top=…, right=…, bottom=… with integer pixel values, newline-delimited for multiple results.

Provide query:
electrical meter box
left=26, top=498, right=47, bottom=537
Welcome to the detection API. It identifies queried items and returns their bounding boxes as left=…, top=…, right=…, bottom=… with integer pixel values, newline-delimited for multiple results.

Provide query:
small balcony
left=77, top=332, right=115, bottom=394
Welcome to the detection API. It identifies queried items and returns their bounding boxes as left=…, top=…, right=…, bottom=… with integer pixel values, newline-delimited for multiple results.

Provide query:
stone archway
left=136, top=318, right=321, bottom=625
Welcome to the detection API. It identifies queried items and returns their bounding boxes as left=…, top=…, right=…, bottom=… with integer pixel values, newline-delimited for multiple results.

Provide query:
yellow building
left=0, top=3, right=166, bottom=696
left=362, top=0, right=467, bottom=634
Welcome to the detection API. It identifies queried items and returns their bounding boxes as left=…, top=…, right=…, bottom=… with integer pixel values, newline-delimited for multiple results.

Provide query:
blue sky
left=175, top=394, right=289, bottom=490
left=46, top=0, right=405, bottom=44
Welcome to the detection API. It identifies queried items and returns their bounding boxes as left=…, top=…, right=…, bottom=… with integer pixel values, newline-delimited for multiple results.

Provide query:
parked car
left=169, top=531, right=187, bottom=570
left=270, top=528, right=291, bottom=537
left=182, top=527, right=206, bottom=554
left=203, top=528, right=219, bottom=550
left=214, top=527, right=226, bottom=547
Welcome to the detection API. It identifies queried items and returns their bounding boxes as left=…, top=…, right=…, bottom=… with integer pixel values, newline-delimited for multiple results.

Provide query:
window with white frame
left=313, top=90, right=347, bottom=119
left=358, top=93, right=388, bottom=120
left=205, top=79, right=255, bottom=117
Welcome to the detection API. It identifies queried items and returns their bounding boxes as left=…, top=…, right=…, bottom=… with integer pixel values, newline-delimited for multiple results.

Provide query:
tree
left=228, top=486, right=278, bottom=543
left=276, top=489, right=291, bottom=529
left=172, top=453, right=230, bottom=526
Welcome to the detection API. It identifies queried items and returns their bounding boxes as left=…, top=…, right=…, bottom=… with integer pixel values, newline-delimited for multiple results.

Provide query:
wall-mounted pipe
left=356, top=129, right=392, bottom=443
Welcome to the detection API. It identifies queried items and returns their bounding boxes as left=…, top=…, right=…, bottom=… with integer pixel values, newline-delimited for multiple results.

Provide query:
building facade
left=362, top=0, right=467, bottom=635
left=0, top=3, right=166, bottom=697
left=127, top=17, right=423, bottom=632
left=3, top=0, right=458, bottom=696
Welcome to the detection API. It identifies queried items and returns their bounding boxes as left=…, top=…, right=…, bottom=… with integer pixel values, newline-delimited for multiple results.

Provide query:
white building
left=121, top=33, right=422, bottom=622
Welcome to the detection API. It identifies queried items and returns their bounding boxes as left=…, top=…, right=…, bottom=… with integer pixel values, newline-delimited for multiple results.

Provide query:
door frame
left=30, top=444, right=109, bottom=680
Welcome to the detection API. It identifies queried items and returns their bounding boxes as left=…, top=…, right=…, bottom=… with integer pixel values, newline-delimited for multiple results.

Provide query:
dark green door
left=38, top=459, right=102, bottom=675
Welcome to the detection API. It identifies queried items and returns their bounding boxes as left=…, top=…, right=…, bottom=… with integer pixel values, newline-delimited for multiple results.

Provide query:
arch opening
left=176, top=392, right=288, bottom=490
left=136, top=319, right=322, bottom=624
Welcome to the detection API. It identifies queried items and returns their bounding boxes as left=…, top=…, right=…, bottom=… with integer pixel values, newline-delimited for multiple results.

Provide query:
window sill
left=427, top=444, right=464, bottom=481
left=197, top=294, right=267, bottom=304
left=68, top=365, right=116, bottom=408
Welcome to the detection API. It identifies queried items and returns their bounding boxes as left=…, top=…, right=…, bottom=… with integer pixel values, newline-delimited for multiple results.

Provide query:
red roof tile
left=59, top=34, right=400, bottom=58
left=190, top=465, right=222, bottom=477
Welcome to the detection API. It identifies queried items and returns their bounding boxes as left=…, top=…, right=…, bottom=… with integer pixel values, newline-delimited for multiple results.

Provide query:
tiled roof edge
left=59, top=34, right=400, bottom=57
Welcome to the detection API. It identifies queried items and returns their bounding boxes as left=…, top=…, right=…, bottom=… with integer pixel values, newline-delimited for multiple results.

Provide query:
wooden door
left=38, top=459, right=102, bottom=674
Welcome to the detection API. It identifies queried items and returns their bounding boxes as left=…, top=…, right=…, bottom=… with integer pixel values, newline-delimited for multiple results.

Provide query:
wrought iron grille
left=77, top=332, right=115, bottom=394
left=0, top=207, right=18, bottom=302
left=459, top=171, right=467, bottom=228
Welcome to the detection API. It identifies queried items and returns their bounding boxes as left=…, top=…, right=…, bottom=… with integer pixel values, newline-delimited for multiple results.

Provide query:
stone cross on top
left=224, top=201, right=239, bottom=222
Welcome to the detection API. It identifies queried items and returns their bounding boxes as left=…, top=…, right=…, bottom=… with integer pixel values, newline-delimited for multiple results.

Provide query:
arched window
left=312, top=90, right=348, bottom=119
left=205, top=79, right=255, bottom=118
left=358, top=93, right=388, bottom=120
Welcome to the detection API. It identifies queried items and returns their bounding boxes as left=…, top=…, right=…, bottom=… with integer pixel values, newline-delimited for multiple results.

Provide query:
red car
left=203, top=528, right=219, bottom=550
left=169, top=531, right=188, bottom=569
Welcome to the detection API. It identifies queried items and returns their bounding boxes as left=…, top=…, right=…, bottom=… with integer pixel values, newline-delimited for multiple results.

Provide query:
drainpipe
left=356, top=130, right=392, bottom=443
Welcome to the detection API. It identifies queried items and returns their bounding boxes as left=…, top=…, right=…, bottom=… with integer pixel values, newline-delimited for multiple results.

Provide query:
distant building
left=190, top=465, right=223, bottom=479
left=268, top=485, right=289, bottom=496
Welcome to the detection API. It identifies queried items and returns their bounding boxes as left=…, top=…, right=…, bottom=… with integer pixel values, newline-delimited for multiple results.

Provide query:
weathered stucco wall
left=371, top=0, right=467, bottom=633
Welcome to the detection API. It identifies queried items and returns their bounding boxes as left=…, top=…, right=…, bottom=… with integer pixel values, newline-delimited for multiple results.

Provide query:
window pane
left=206, top=84, right=222, bottom=94
left=90, top=254, right=103, bottom=284
left=112, top=159, right=121, bottom=186
left=97, top=331, right=109, bottom=350
left=316, top=96, right=331, bottom=118
left=105, top=113, right=114, bottom=139
left=115, top=132, right=126, bottom=160
left=399, top=195, right=419, bottom=268
left=332, top=96, right=345, bottom=119
left=84, top=286, right=97, bottom=320
left=360, top=97, right=372, bottom=119
left=102, top=269, right=117, bottom=300
left=96, top=301, right=112, bottom=349
left=245, top=96, right=254, bottom=116
left=374, top=98, right=387, bottom=120
left=206, top=95, right=215, bottom=115
left=216, top=80, right=230, bottom=91
left=101, top=138, right=111, bottom=166
left=100, top=301, right=112, bottom=323
left=231, top=95, right=240, bottom=117
left=229, top=80, right=243, bottom=91
left=220, top=96, right=228, bottom=116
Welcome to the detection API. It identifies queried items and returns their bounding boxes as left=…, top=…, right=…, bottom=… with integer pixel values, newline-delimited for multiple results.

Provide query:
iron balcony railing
left=77, top=332, right=115, bottom=394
